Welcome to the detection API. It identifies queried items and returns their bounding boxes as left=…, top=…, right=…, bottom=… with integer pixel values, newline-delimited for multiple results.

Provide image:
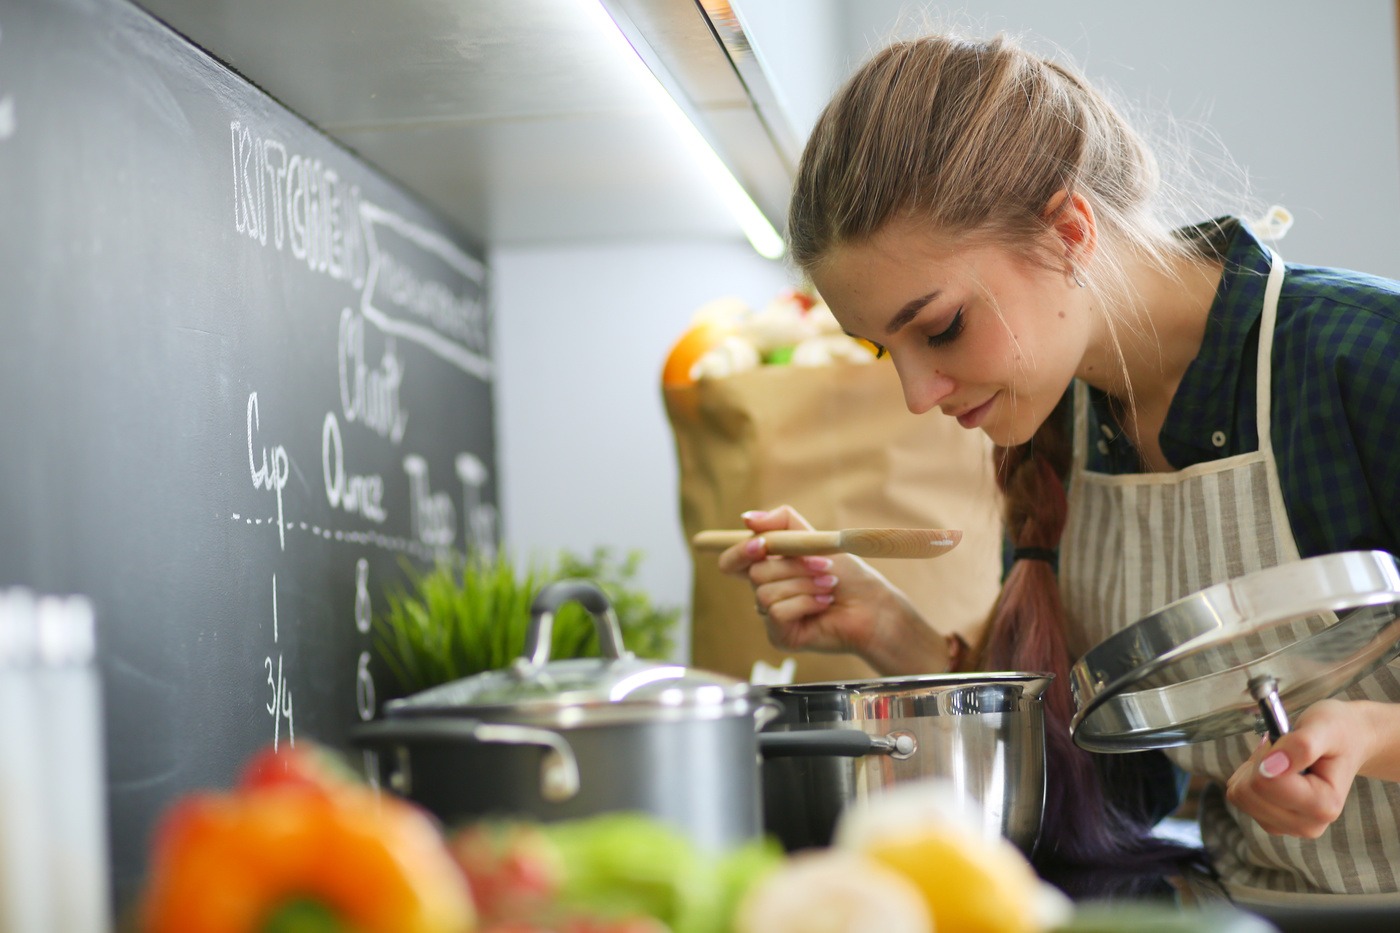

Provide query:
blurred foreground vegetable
left=833, top=780, right=1072, bottom=933
left=138, top=744, right=475, bottom=933
left=375, top=548, right=679, bottom=698
left=449, top=813, right=784, bottom=933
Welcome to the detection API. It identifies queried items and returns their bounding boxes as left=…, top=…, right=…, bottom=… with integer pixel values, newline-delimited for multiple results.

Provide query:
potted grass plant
left=374, top=547, right=680, bottom=701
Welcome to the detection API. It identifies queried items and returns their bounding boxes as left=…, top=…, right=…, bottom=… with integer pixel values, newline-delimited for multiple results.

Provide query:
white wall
left=491, top=239, right=792, bottom=655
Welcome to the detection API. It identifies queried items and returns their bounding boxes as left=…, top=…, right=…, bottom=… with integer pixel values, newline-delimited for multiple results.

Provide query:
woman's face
left=810, top=220, right=1098, bottom=447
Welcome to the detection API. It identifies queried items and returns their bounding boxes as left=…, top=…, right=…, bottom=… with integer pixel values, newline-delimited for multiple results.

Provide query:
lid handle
left=521, top=579, right=632, bottom=670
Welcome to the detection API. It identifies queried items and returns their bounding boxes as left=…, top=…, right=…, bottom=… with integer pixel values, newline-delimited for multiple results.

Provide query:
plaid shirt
left=1084, top=218, right=1400, bottom=560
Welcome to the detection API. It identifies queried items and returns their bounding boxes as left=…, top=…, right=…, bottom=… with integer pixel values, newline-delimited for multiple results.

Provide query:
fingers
left=751, top=555, right=834, bottom=586
left=716, top=509, right=823, bottom=574
left=1226, top=737, right=1348, bottom=838
left=717, top=533, right=770, bottom=576
left=715, top=506, right=818, bottom=576
left=743, top=505, right=815, bottom=533
left=754, top=565, right=838, bottom=613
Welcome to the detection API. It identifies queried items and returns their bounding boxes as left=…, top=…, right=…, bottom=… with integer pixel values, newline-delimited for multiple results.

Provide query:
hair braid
left=979, top=395, right=1127, bottom=863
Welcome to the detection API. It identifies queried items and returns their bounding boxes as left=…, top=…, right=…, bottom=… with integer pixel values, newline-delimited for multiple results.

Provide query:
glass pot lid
left=383, top=579, right=753, bottom=726
left=1070, top=550, right=1400, bottom=752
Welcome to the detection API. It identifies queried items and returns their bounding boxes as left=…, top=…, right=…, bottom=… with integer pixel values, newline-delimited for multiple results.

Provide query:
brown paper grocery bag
left=664, top=359, right=1004, bottom=683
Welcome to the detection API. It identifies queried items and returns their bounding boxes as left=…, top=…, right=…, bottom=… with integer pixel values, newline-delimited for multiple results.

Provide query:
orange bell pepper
left=139, top=744, right=475, bottom=933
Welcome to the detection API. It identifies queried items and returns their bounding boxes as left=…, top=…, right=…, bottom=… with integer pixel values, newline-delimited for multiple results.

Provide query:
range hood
left=132, top=0, right=799, bottom=248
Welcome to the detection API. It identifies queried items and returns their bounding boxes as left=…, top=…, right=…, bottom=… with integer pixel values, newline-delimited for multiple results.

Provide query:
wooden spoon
left=691, top=528, right=962, bottom=559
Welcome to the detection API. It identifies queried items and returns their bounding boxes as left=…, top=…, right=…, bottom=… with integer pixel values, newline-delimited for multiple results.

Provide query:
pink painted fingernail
left=803, top=557, right=833, bottom=572
left=742, top=511, right=768, bottom=521
left=745, top=538, right=765, bottom=556
left=1259, top=751, right=1290, bottom=778
left=814, top=574, right=838, bottom=589
left=815, top=594, right=835, bottom=606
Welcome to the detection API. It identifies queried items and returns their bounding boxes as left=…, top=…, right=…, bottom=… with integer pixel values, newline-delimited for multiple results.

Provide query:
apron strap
left=1255, top=247, right=1285, bottom=454
left=1072, top=379, right=1090, bottom=471
left=1071, top=244, right=1285, bottom=472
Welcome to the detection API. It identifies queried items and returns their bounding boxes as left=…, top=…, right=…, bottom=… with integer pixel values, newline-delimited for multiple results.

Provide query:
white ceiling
left=134, top=0, right=790, bottom=247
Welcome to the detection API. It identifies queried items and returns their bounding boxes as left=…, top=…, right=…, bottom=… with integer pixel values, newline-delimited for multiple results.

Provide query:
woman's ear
left=1042, top=190, right=1098, bottom=277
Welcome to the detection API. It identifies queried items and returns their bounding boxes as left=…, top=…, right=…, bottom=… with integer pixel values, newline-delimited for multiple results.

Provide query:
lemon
left=834, top=781, right=1060, bottom=933
left=864, top=823, right=1041, bottom=933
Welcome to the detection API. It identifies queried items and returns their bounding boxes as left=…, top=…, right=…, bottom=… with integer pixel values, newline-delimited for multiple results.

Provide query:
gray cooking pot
left=353, top=580, right=907, bottom=851
left=760, top=672, right=1051, bottom=854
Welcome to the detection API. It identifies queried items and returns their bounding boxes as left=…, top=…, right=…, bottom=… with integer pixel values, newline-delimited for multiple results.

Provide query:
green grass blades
left=373, top=547, right=680, bottom=699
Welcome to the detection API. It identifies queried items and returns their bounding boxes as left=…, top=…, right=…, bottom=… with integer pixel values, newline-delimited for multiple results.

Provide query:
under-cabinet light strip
left=572, top=0, right=786, bottom=259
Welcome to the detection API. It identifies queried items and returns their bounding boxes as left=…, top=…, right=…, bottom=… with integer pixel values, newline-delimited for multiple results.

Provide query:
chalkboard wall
left=0, top=0, right=497, bottom=908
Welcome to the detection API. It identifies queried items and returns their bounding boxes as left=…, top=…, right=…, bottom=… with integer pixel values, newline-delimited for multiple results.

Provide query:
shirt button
left=1097, top=439, right=1110, bottom=455
left=1100, top=424, right=1115, bottom=440
left=1211, top=430, right=1227, bottom=448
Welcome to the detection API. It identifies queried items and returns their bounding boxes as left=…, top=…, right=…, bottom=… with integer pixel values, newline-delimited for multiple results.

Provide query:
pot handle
left=758, top=729, right=917, bottom=759
left=350, top=718, right=581, bottom=802
left=519, top=579, right=631, bottom=670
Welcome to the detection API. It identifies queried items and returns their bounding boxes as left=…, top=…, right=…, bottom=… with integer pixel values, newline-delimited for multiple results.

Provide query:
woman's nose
left=896, top=360, right=957, bottom=415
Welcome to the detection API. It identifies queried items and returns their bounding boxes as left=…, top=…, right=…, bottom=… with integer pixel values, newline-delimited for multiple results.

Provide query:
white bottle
left=34, top=596, right=110, bottom=933
left=0, top=590, right=50, bottom=933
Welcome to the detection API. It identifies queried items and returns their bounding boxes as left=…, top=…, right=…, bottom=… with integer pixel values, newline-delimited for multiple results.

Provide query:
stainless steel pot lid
left=384, top=579, right=754, bottom=727
left=1070, top=550, right=1400, bottom=752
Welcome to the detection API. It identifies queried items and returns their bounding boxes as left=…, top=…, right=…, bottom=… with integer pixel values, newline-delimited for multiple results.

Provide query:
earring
left=1072, top=267, right=1088, bottom=288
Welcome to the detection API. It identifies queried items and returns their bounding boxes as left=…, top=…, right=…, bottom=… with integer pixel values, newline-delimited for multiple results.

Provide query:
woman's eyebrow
left=885, top=290, right=941, bottom=334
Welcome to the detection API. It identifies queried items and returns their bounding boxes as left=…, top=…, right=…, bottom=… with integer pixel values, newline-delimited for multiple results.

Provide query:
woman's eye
left=927, top=309, right=965, bottom=349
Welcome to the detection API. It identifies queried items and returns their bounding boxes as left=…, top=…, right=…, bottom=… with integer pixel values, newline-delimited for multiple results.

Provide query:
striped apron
left=1060, top=247, right=1400, bottom=904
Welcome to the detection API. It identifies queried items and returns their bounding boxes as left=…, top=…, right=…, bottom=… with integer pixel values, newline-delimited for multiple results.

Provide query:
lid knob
left=518, top=579, right=633, bottom=673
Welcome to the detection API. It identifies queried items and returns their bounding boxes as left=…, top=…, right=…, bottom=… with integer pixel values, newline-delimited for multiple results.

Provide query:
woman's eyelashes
left=927, top=308, right=965, bottom=348
left=867, top=308, right=962, bottom=358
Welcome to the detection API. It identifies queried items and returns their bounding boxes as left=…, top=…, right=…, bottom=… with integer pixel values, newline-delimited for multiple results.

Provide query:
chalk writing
left=322, top=413, right=387, bottom=523
left=339, top=308, right=408, bottom=444
left=266, top=576, right=295, bottom=750
left=247, top=392, right=289, bottom=550
left=0, top=23, right=12, bottom=142
left=353, top=558, right=376, bottom=722
left=373, top=251, right=485, bottom=352
left=356, top=651, right=376, bottom=722
left=455, top=453, right=498, bottom=561
left=360, top=203, right=492, bottom=380
left=354, top=558, right=371, bottom=634
left=403, top=455, right=456, bottom=548
left=230, top=119, right=365, bottom=287
left=231, top=513, right=440, bottom=560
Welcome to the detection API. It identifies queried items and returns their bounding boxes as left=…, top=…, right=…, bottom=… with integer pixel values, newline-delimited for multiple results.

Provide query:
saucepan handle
left=351, top=718, right=581, bottom=802
left=759, top=728, right=917, bottom=759
left=1249, top=675, right=1310, bottom=775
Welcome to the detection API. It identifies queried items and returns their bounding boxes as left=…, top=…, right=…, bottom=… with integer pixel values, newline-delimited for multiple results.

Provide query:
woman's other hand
left=1225, top=699, right=1380, bottom=838
left=714, top=505, right=947, bottom=675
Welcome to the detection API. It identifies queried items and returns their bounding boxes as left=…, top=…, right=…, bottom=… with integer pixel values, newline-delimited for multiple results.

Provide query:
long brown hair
left=789, top=34, right=1202, bottom=864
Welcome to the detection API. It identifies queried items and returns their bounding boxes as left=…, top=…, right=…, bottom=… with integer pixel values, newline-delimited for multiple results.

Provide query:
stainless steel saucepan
left=760, top=672, right=1052, bottom=854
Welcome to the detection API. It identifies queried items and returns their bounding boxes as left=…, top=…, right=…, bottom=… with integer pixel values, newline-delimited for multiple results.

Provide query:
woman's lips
left=955, top=394, right=998, bottom=429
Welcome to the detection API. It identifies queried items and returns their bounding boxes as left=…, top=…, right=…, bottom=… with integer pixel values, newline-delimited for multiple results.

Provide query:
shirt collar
left=1158, top=218, right=1274, bottom=467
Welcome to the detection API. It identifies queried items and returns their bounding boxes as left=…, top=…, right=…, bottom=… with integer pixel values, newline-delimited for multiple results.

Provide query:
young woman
left=718, top=34, right=1400, bottom=903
